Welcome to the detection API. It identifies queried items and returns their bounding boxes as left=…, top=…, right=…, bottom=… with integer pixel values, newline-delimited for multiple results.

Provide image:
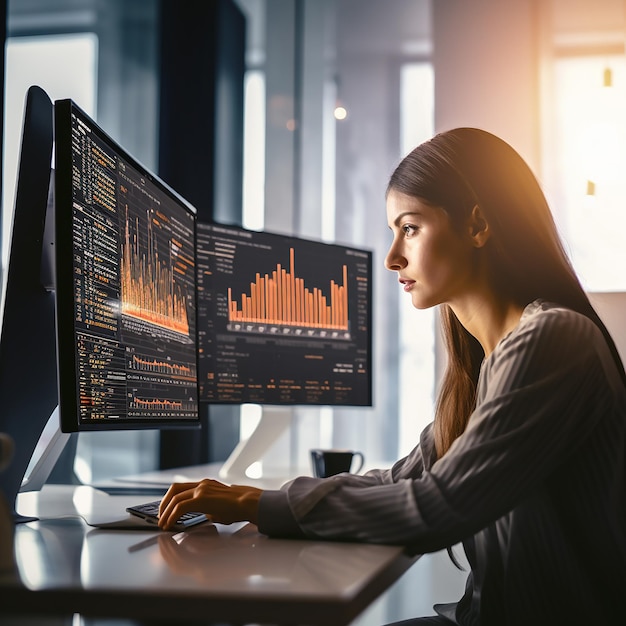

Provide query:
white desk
left=0, top=483, right=418, bottom=625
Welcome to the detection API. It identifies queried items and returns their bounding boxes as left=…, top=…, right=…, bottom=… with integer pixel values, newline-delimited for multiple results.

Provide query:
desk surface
left=0, top=484, right=417, bottom=625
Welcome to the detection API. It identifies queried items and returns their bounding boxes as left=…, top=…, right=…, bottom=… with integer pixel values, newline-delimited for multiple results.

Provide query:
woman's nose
left=384, top=242, right=405, bottom=271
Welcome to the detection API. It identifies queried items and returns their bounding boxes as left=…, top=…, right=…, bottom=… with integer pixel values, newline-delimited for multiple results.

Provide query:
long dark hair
left=387, top=128, right=626, bottom=459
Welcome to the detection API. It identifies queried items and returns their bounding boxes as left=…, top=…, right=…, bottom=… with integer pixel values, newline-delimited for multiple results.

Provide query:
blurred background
left=2, top=0, right=626, bottom=622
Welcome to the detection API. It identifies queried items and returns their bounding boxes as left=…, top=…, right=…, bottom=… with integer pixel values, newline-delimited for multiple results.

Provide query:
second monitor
left=54, top=98, right=200, bottom=433
left=197, top=223, right=373, bottom=407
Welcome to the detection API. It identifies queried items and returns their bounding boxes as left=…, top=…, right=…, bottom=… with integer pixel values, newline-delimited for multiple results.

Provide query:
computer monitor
left=1, top=87, right=373, bottom=510
left=53, top=99, right=200, bottom=433
left=196, top=222, right=373, bottom=406
left=196, top=222, right=373, bottom=484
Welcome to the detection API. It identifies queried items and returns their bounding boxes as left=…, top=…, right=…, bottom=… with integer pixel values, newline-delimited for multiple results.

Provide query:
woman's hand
left=157, top=479, right=262, bottom=530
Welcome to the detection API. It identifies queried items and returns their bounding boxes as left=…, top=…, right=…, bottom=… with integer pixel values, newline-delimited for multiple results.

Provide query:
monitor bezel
left=54, top=98, right=200, bottom=433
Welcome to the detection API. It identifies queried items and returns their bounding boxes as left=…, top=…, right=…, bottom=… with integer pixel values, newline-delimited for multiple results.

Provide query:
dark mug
left=310, top=448, right=365, bottom=478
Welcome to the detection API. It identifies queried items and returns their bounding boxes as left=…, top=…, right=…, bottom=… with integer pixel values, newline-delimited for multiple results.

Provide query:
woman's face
left=385, top=190, right=477, bottom=310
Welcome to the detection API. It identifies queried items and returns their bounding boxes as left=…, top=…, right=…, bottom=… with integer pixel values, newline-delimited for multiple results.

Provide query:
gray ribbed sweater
left=258, top=300, right=626, bottom=624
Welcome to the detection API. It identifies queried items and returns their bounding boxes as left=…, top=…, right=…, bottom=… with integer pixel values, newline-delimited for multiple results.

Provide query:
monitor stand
left=20, top=407, right=70, bottom=496
left=14, top=407, right=168, bottom=523
left=12, top=405, right=294, bottom=523
left=11, top=407, right=76, bottom=523
left=218, top=407, right=293, bottom=489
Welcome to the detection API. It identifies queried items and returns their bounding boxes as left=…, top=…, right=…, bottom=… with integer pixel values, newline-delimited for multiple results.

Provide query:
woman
left=159, top=128, right=626, bottom=624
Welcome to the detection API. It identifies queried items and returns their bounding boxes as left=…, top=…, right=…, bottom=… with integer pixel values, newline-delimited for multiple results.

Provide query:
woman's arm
left=157, top=307, right=615, bottom=548
left=157, top=422, right=433, bottom=532
left=259, top=306, right=623, bottom=550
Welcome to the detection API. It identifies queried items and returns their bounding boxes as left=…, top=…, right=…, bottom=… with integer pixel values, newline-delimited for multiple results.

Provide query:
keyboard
left=126, top=500, right=208, bottom=531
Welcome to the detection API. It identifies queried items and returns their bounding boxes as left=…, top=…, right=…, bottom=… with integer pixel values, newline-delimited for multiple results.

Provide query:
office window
left=3, top=1, right=162, bottom=484
left=548, top=55, right=626, bottom=291
left=2, top=34, right=97, bottom=270
left=242, top=69, right=266, bottom=231
left=398, top=62, right=436, bottom=456
left=237, top=1, right=437, bottom=467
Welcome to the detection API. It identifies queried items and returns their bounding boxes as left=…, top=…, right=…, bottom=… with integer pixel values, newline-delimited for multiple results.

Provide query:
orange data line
left=120, top=206, right=190, bottom=336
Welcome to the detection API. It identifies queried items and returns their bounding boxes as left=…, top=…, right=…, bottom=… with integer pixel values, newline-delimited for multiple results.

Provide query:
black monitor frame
left=54, top=99, right=200, bottom=434
left=0, top=86, right=56, bottom=519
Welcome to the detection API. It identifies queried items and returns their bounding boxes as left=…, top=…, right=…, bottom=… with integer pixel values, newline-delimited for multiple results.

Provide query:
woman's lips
left=399, top=278, right=415, bottom=292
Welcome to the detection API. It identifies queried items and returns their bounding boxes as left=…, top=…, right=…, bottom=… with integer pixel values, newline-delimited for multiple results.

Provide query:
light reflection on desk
left=13, top=515, right=404, bottom=600
left=14, top=519, right=84, bottom=587
left=5, top=484, right=417, bottom=625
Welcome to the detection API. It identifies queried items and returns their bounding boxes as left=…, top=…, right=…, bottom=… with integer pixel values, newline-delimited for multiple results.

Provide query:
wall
left=433, top=0, right=541, bottom=171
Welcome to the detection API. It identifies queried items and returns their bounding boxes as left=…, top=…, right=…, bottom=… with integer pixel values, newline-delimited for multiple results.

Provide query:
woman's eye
left=402, top=224, right=418, bottom=237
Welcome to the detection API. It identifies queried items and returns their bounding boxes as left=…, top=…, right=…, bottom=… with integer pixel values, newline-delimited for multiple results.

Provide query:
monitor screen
left=54, top=100, right=200, bottom=432
left=197, top=222, right=373, bottom=406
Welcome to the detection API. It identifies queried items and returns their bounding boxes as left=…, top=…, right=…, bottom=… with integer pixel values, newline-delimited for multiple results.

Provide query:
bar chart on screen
left=227, top=247, right=350, bottom=336
left=196, top=222, right=372, bottom=405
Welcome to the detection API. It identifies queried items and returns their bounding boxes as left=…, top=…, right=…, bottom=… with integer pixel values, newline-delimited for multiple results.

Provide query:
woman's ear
left=468, top=204, right=490, bottom=248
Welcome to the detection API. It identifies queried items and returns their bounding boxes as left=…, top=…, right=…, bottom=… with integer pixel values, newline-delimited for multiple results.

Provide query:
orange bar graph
left=130, top=397, right=183, bottom=411
left=228, top=249, right=348, bottom=330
